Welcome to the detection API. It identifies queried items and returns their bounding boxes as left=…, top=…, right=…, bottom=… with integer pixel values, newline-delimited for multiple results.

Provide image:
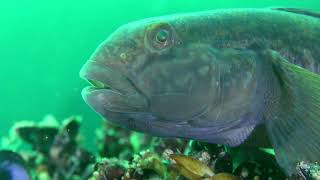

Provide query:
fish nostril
left=120, top=53, right=127, bottom=60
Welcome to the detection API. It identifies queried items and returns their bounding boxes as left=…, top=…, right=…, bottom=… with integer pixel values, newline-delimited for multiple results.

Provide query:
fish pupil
left=155, top=29, right=169, bottom=44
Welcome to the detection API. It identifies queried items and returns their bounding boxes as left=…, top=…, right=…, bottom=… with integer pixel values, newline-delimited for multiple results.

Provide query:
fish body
left=80, top=8, right=320, bottom=175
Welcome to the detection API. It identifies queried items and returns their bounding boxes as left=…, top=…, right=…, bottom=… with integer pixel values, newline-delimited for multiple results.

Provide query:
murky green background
left=0, top=0, right=319, bottom=149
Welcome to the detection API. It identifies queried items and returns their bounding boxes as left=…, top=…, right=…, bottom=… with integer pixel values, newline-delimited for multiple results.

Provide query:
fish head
left=80, top=17, right=258, bottom=137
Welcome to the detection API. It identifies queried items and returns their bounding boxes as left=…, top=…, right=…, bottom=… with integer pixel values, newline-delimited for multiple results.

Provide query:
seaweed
left=1, top=116, right=95, bottom=180
left=0, top=115, right=317, bottom=179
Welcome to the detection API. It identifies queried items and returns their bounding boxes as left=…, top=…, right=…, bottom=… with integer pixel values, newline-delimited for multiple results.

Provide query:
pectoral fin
left=263, top=50, right=320, bottom=175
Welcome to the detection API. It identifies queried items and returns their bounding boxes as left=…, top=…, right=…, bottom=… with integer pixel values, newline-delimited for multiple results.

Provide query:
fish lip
left=81, top=87, right=148, bottom=112
left=80, top=59, right=149, bottom=110
left=79, top=59, right=125, bottom=93
left=79, top=60, right=109, bottom=90
left=81, top=86, right=103, bottom=94
left=80, top=77, right=111, bottom=93
left=81, top=86, right=101, bottom=106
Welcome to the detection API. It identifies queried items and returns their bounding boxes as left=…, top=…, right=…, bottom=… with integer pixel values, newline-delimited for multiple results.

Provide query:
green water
left=0, top=0, right=319, bottom=150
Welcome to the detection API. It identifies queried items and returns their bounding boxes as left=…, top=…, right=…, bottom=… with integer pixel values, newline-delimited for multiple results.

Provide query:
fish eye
left=145, top=23, right=175, bottom=51
left=155, top=29, right=170, bottom=44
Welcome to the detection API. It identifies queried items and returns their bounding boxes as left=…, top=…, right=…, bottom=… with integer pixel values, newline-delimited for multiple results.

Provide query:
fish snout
left=80, top=59, right=137, bottom=95
left=80, top=59, right=149, bottom=116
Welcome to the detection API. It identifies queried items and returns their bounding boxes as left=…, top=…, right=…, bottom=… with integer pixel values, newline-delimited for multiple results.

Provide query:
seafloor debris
left=90, top=158, right=128, bottom=180
left=296, top=161, right=320, bottom=180
left=170, top=154, right=215, bottom=179
left=90, top=123, right=287, bottom=180
left=0, top=115, right=315, bottom=179
left=0, top=150, right=30, bottom=180
left=1, top=115, right=95, bottom=180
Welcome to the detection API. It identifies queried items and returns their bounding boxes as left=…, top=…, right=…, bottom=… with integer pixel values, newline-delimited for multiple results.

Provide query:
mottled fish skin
left=165, top=9, right=320, bottom=73
left=80, top=8, right=320, bottom=175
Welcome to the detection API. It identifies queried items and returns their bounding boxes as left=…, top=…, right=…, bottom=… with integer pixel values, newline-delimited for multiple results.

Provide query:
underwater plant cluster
left=0, top=115, right=319, bottom=180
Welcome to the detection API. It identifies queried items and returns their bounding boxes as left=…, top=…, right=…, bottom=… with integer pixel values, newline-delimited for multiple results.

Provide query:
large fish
left=80, top=8, right=320, bottom=175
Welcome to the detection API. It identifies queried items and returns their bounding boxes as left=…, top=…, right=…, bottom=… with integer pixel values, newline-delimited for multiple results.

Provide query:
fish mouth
left=80, top=59, right=133, bottom=93
left=85, top=79, right=111, bottom=91
left=88, top=78, right=110, bottom=89
left=80, top=60, right=148, bottom=114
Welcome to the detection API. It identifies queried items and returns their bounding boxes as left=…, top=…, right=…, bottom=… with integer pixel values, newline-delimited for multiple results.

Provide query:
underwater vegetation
left=1, top=116, right=94, bottom=179
left=2, top=115, right=320, bottom=179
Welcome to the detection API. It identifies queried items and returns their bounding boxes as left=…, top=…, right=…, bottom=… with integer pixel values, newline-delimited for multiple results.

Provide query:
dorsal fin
left=273, top=8, right=320, bottom=18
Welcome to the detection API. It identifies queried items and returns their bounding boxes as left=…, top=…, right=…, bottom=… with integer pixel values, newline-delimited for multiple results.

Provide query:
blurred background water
left=0, top=0, right=319, bottom=150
